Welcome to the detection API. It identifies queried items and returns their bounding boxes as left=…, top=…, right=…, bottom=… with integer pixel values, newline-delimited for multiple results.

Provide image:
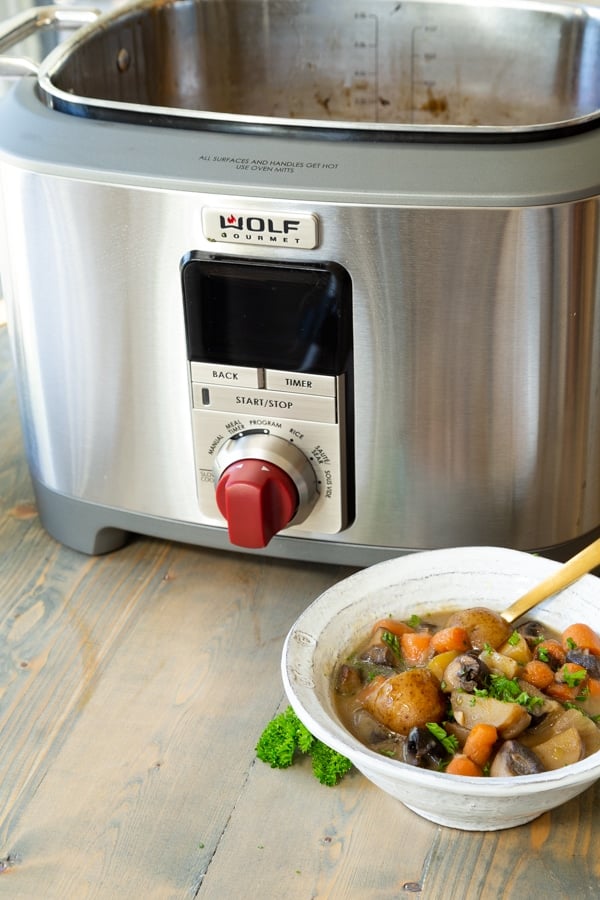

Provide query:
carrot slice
left=462, top=723, right=498, bottom=768
left=545, top=681, right=581, bottom=703
left=521, top=659, right=555, bottom=690
left=371, top=618, right=415, bottom=639
left=445, top=754, right=484, bottom=777
left=535, top=639, right=566, bottom=669
left=561, top=623, right=600, bottom=656
left=555, top=662, right=588, bottom=685
left=587, top=676, right=600, bottom=698
left=580, top=677, right=600, bottom=716
left=430, top=626, right=470, bottom=654
left=356, top=674, right=387, bottom=704
left=400, top=631, right=432, bottom=666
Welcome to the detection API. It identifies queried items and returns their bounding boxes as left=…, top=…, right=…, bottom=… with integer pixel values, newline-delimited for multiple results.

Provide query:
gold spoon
left=501, top=536, right=600, bottom=625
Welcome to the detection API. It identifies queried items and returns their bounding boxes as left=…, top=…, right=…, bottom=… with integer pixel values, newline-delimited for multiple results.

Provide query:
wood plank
left=200, top=751, right=441, bottom=899
left=0, top=511, right=353, bottom=893
left=203, top=740, right=600, bottom=899
left=421, top=790, right=600, bottom=899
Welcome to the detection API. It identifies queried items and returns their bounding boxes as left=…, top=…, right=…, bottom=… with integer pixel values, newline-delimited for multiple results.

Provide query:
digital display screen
left=182, top=256, right=352, bottom=375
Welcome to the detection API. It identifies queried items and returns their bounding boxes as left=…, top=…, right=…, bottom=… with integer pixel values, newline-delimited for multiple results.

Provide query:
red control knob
left=215, top=458, right=299, bottom=549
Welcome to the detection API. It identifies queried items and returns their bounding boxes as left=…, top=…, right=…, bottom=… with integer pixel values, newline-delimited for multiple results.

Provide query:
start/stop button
left=191, top=382, right=338, bottom=424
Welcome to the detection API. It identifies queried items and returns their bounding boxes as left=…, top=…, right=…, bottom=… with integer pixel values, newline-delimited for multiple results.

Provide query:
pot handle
left=0, top=6, right=100, bottom=77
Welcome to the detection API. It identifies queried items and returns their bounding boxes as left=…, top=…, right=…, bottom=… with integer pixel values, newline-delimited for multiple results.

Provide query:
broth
left=333, top=609, right=600, bottom=776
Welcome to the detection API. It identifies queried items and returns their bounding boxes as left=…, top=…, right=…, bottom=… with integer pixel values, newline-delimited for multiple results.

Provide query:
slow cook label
left=202, top=208, right=319, bottom=249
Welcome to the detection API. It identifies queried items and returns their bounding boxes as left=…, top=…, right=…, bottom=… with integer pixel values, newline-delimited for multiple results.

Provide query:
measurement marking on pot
left=410, top=24, right=448, bottom=122
left=353, top=11, right=379, bottom=120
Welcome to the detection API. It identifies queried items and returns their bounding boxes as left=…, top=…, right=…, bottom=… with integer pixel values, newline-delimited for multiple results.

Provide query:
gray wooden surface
left=1, top=324, right=600, bottom=899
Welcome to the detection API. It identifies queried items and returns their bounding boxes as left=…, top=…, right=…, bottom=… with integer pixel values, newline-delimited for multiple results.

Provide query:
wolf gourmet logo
left=202, top=208, right=319, bottom=249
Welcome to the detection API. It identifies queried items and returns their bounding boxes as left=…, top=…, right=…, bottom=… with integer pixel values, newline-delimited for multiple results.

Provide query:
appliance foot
left=32, top=479, right=130, bottom=555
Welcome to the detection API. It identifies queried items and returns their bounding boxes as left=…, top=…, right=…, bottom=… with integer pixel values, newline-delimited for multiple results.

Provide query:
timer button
left=264, top=369, right=336, bottom=397
left=215, top=458, right=299, bottom=549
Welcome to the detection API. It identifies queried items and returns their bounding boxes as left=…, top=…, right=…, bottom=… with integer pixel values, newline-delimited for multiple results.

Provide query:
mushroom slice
left=489, top=740, right=545, bottom=776
left=334, top=663, right=363, bottom=695
left=359, top=643, right=396, bottom=667
left=517, top=620, right=547, bottom=648
left=565, top=648, right=600, bottom=680
left=404, top=726, right=447, bottom=769
left=442, top=653, right=490, bottom=693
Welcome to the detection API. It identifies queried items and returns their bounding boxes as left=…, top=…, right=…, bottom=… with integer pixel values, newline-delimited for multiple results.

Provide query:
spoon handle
left=501, top=537, right=600, bottom=625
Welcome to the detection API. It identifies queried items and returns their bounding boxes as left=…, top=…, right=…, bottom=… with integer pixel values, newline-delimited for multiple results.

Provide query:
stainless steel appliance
left=1, top=0, right=600, bottom=565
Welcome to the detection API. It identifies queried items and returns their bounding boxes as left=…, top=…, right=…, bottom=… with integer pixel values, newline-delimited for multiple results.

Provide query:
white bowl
left=282, top=546, right=600, bottom=831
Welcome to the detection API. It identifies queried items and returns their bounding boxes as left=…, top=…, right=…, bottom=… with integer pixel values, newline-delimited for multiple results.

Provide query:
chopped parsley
left=381, top=630, right=402, bottom=659
left=407, top=614, right=422, bottom=629
left=366, top=669, right=384, bottom=682
left=565, top=636, right=578, bottom=650
left=524, top=632, right=546, bottom=647
left=560, top=666, right=587, bottom=688
left=537, top=646, right=551, bottom=663
left=474, top=674, right=544, bottom=713
left=507, top=631, right=521, bottom=646
left=426, top=722, right=460, bottom=754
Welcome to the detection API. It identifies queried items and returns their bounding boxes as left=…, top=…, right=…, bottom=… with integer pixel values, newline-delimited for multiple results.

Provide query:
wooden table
left=1, top=323, right=599, bottom=899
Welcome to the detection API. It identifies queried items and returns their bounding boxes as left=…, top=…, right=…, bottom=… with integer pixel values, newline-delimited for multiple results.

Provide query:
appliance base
left=31, top=478, right=396, bottom=565
left=30, top=478, right=600, bottom=567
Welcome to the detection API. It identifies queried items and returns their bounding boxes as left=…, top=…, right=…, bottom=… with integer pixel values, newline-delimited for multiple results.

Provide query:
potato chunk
left=498, top=632, right=532, bottom=665
left=520, top=708, right=600, bottom=758
left=446, top=607, right=511, bottom=650
left=362, top=669, right=446, bottom=736
left=451, top=691, right=531, bottom=739
left=532, top=727, right=584, bottom=770
left=479, top=649, right=519, bottom=679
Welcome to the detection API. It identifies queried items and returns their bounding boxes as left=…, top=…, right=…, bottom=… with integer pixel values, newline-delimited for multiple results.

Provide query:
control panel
left=181, top=253, right=353, bottom=549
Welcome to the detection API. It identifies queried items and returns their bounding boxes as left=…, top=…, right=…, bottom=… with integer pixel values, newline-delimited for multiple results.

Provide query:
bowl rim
left=282, top=545, right=600, bottom=793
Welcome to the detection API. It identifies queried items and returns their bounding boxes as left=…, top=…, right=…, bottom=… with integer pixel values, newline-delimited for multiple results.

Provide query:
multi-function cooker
left=1, top=0, right=600, bottom=565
